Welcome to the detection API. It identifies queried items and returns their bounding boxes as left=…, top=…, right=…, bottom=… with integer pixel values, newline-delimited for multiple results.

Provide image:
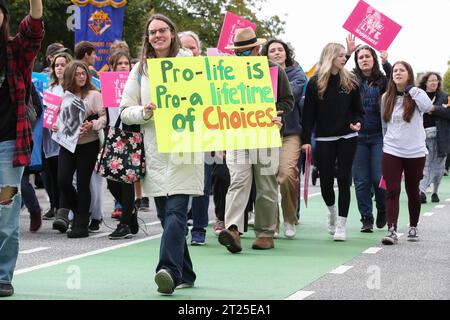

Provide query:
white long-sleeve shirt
left=381, top=87, right=433, bottom=158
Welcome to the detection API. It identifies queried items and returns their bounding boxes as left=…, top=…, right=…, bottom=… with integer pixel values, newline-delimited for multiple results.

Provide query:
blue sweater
left=283, top=65, right=307, bottom=136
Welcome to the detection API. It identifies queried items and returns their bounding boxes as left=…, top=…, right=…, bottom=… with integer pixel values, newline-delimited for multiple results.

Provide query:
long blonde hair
left=316, top=43, right=358, bottom=99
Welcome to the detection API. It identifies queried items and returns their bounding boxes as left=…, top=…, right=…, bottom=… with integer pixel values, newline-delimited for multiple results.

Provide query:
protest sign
left=43, top=91, right=62, bottom=129
left=52, top=91, right=86, bottom=153
left=343, top=0, right=402, bottom=51
left=100, top=72, right=129, bottom=107
left=217, top=12, right=256, bottom=55
left=147, top=56, right=281, bottom=153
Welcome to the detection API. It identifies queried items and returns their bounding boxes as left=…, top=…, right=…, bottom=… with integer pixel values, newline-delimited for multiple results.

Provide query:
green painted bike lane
left=9, top=177, right=450, bottom=300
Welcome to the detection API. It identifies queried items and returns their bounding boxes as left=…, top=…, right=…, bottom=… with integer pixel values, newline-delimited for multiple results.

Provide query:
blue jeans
left=190, top=163, right=213, bottom=234
left=0, top=140, right=25, bottom=285
left=352, top=132, right=386, bottom=219
left=21, top=173, right=41, bottom=214
left=154, top=195, right=196, bottom=286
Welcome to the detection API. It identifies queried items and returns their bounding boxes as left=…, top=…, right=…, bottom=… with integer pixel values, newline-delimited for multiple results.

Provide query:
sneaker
left=327, top=206, right=337, bottom=235
left=213, top=220, right=225, bottom=236
left=0, top=283, right=14, bottom=297
left=284, top=223, right=296, bottom=239
left=218, top=227, right=242, bottom=253
left=382, top=227, right=398, bottom=245
left=407, top=227, right=419, bottom=242
left=42, top=208, right=55, bottom=220
left=111, top=208, right=122, bottom=219
left=108, top=224, right=133, bottom=240
left=29, top=211, right=42, bottom=233
left=88, top=219, right=102, bottom=233
left=360, top=216, right=374, bottom=233
left=431, top=193, right=440, bottom=203
left=187, top=219, right=193, bottom=227
left=333, top=216, right=347, bottom=241
left=420, top=192, right=427, bottom=204
left=140, top=197, right=150, bottom=212
left=175, top=282, right=194, bottom=289
left=376, top=210, right=387, bottom=229
left=67, top=228, right=89, bottom=238
left=191, top=231, right=206, bottom=246
left=155, top=269, right=175, bottom=295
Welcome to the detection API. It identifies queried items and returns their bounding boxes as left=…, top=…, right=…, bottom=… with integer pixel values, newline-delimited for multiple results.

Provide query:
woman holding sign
left=261, top=39, right=307, bottom=239
left=51, top=61, right=106, bottom=238
left=345, top=34, right=391, bottom=233
left=42, top=52, right=73, bottom=221
left=120, top=14, right=201, bottom=295
left=302, top=43, right=363, bottom=242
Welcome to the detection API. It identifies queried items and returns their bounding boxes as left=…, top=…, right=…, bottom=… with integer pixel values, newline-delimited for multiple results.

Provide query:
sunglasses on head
left=235, top=48, right=253, bottom=56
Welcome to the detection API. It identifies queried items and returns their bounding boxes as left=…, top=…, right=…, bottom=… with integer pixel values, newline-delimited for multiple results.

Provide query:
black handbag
left=95, top=115, right=146, bottom=184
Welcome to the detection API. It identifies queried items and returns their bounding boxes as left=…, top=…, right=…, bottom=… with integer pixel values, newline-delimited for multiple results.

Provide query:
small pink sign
left=270, top=66, right=278, bottom=102
left=43, top=91, right=62, bottom=129
left=206, top=48, right=232, bottom=57
left=99, top=72, right=130, bottom=107
left=303, top=147, right=312, bottom=207
left=217, top=12, right=257, bottom=55
left=379, top=176, right=386, bottom=190
left=343, top=0, right=402, bottom=51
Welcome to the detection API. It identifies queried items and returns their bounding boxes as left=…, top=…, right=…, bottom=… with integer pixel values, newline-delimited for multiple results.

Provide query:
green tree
left=8, top=0, right=285, bottom=68
left=443, top=60, right=450, bottom=94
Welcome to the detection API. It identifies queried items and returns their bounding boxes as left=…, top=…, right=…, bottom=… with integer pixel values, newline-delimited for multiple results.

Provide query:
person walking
left=302, top=42, right=364, bottom=241
left=120, top=14, right=203, bottom=295
left=380, top=61, right=434, bottom=245
left=0, top=0, right=44, bottom=297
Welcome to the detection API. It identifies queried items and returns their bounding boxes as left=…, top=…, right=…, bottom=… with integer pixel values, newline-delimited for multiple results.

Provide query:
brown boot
left=218, top=226, right=242, bottom=253
left=252, top=237, right=274, bottom=250
left=29, top=211, right=42, bottom=233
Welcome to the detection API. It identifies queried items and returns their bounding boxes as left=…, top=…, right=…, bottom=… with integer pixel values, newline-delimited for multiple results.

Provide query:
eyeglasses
left=235, top=49, right=253, bottom=56
left=148, top=27, right=170, bottom=36
left=75, top=71, right=87, bottom=78
left=427, top=79, right=439, bottom=83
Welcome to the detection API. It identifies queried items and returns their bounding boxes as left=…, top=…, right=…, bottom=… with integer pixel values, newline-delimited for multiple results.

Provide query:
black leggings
left=316, top=137, right=357, bottom=218
left=107, top=179, right=135, bottom=225
left=58, top=140, right=99, bottom=230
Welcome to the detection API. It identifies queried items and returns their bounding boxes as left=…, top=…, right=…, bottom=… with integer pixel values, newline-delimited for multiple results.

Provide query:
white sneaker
left=327, top=205, right=337, bottom=235
left=333, top=216, right=347, bottom=241
left=284, top=223, right=296, bottom=239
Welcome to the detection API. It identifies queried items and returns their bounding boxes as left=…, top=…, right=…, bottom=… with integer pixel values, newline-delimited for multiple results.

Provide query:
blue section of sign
left=75, top=4, right=125, bottom=72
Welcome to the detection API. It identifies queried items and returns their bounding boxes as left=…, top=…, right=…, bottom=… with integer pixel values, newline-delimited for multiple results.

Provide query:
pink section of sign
left=270, top=66, right=278, bottom=102
left=217, top=12, right=257, bottom=55
left=379, top=176, right=386, bottom=190
left=99, top=72, right=130, bottom=107
left=43, top=91, right=62, bottom=129
left=343, top=0, right=402, bottom=51
left=206, top=48, right=232, bottom=57
left=303, top=148, right=312, bottom=207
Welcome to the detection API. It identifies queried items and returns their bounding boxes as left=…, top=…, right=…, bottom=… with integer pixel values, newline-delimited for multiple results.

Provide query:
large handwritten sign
left=343, top=0, right=402, bottom=51
left=147, top=56, right=281, bottom=153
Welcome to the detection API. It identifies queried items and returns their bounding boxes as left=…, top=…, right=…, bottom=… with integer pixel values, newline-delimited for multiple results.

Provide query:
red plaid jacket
left=6, top=15, right=44, bottom=167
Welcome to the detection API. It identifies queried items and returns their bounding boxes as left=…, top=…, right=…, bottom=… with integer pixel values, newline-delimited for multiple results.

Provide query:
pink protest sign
left=217, top=12, right=257, bottom=55
left=379, top=176, right=386, bottom=190
left=303, top=147, right=312, bottom=207
left=206, top=48, right=232, bottom=57
left=43, top=91, right=62, bottom=129
left=99, top=72, right=130, bottom=107
left=343, top=0, right=402, bottom=51
left=270, top=66, right=278, bottom=102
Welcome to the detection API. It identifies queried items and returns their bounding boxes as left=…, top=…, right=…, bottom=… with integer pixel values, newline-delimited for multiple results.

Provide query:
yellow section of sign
left=147, top=56, right=281, bottom=153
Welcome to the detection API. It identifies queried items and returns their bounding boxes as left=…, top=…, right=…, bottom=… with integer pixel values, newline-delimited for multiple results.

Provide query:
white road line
left=90, top=232, right=110, bottom=238
left=423, top=212, right=435, bottom=217
left=445, top=199, right=450, bottom=202
left=329, top=265, right=353, bottom=274
left=397, top=233, right=404, bottom=238
left=14, top=234, right=162, bottom=276
left=363, top=247, right=382, bottom=254
left=285, top=290, right=315, bottom=300
left=145, top=221, right=161, bottom=226
left=19, top=247, right=51, bottom=254
left=435, top=205, right=445, bottom=209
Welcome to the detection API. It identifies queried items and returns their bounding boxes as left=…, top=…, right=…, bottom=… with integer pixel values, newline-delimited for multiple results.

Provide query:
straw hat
left=225, top=27, right=267, bottom=50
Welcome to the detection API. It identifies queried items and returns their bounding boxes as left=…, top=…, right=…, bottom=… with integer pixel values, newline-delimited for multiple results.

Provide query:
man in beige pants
left=218, top=27, right=294, bottom=253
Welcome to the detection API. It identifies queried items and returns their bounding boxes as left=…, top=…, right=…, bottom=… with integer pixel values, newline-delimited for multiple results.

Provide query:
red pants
left=382, top=153, right=425, bottom=230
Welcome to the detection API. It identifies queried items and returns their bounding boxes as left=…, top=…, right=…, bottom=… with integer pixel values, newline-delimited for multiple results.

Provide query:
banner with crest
left=72, top=0, right=127, bottom=72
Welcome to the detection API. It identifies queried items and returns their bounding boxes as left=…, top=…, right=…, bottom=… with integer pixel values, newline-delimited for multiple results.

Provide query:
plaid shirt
left=6, top=15, right=44, bottom=167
